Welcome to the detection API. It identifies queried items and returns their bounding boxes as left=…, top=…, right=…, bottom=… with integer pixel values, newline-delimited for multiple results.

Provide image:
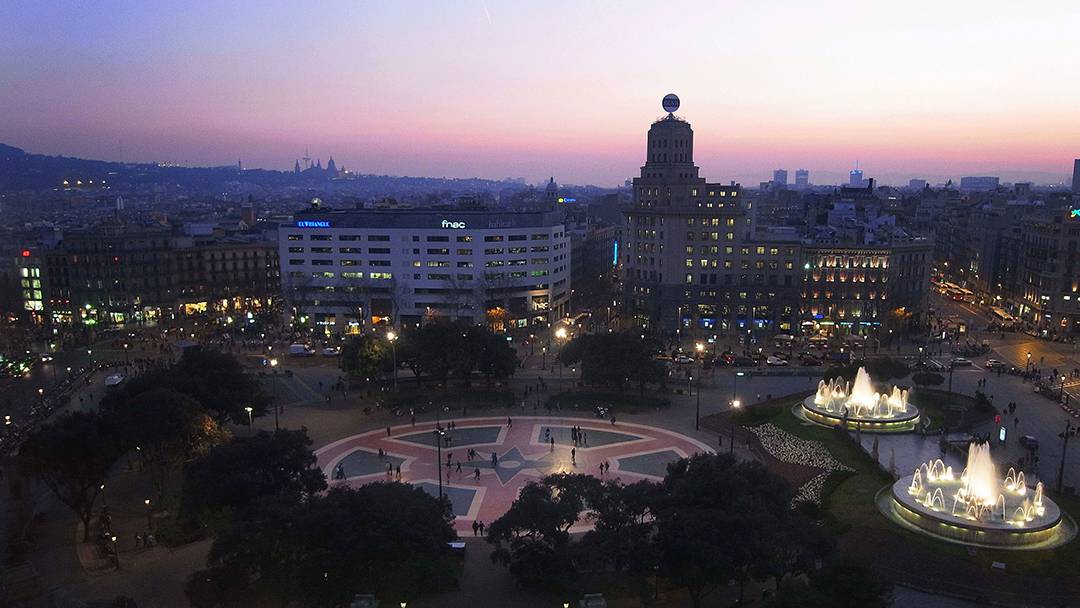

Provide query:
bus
left=990, top=307, right=1018, bottom=327
left=952, top=288, right=975, bottom=303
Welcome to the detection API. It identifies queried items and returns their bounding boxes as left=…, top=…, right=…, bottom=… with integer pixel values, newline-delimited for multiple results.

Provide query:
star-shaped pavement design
left=465, top=446, right=556, bottom=485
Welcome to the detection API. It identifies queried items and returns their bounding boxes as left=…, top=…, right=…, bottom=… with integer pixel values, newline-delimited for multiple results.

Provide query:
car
left=1019, top=435, right=1039, bottom=450
left=38, top=353, right=54, bottom=363
left=321, top=347, right=341, bottom=357
left=766, top=355, right=788, bottom=366
left=985, top=359, right=1007, bottom=370
left=673, top=355, right=695, bottom=365
left=288, top=343, right=316, bottom=356
left=950, top=357, right=973, bottom=367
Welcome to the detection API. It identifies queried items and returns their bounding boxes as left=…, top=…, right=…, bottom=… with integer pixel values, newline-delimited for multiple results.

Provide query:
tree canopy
left=187, top=484, right=459, bottom=608
left=18, top=411, right=123, bottom=541
left=179, top=428, right=327, bottom=531
left=394, top=321, right=517, bottom=389
left=557, top=332, right=665, bottom=393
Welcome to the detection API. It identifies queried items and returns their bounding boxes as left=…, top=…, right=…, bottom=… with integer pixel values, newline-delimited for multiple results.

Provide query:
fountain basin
left=800, top=396, right=920, bottom=432
left=799, top=367, right=920, bottom=432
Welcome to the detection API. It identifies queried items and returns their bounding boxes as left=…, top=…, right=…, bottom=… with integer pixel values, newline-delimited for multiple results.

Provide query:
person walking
left=571, top=447, right=576, bottom=465
left=472, top=520, right=480, bottom=537
left=474, top=467, right=481, bottom=481
left=478, top=521, right=486, bottom=536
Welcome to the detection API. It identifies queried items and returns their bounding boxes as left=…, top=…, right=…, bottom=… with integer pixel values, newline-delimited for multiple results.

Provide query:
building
left=1014, top=210, right=1080, bottom=335
left=29, top=224, right=278, bottom=327
left=801, top=230, right=932, bottom=335
left=1073, top=159, right=1080, bottom=194
left=279, top=206, right=570, bottom=334
left=772, top=169, right=788, bottom=188
left=959, top=176, right=1000, bottom=192
left=795, top=169, right=809, bottom=189
left=849, top=166, right=865, bottom=187
left=621, top=107, right=802, bottom=336
left=909, top=179, right=927, bottom=190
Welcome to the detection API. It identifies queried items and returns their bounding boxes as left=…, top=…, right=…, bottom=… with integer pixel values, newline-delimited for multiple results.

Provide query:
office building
left=773, top=169, right=788, bottom=188
left=959, top=176, right=1000, bottom=191
left=279, top=206, right=570, bottom=333
left=621, top=108, right=802, bottom=335
left=908, top=179, right=927, bottom=190
left=795, top=169, right=809, bottom=188
left=1073, top=159, right=1080, bottom=193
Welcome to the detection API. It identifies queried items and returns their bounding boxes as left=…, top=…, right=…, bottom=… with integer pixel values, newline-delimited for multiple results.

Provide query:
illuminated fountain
left=883, top=442, right=1073, bottom=549
left=799, top=367, right=920, bottom=432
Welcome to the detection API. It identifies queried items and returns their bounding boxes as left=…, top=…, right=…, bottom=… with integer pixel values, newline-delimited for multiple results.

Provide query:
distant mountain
left=0, top=144, right=536, bottom=197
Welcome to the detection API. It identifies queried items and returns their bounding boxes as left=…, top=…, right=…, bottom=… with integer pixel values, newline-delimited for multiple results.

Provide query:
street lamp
left=387, top=331, right=399, bottom=392
left=730, top=399, right=741, bottom=454
left=555, top=326, right=568, bottom=340
left=111, top=535, right=120, bottom=570
left=541, top=346, right=547, bottom=370
left=694, top=373, right=702, bottom=431
left=144, top=498, right=152, bottom=529
left=101, top=483, right=107, bottom=508
left=245, top=406, right=253, bottom=427
left=433, top=428, right=446, bottom=501
left=1027, top=351, right=1032, bottom=371
left=123, top=342, right=130, bottom=364
left=1061, top=375, right=1067, bottom=401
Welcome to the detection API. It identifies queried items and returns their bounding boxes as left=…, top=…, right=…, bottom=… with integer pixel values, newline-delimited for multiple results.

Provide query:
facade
left=1014, top=211, right=1080, bottom=333
left=27, top=224, right=278, bottom=327
left=849, top=168, right=864, bottom=187
left=279, top=207, right=570, bottom=334
left=959, top=176, right=1000, bottom=191
left=1073, top=159, right=1080, bottom=194
left=795, top=169, right=809, bottom=188
left=773, top=169, right=788, bottom=187
left=801, top=236, right=932, bottom=335
left=621, top=112, right=802, bottom=335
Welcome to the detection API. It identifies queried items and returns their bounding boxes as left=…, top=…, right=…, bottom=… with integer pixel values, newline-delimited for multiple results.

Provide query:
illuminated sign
left=1070, top=208, right=1080, bottom=219
left=21, top=250, right=31, bottom=257
left=297, top=220, right=330, bottom=228
left=441, top=220, right=466, bottom=229
left=612, top=240, right=618, bottom=266
left=557, top=197, right=577, bottom=203
left=999, top=426, right=1007, bottom=442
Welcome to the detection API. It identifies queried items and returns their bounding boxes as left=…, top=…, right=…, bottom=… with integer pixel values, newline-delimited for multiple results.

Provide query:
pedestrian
left=583, top=431, right=587, bottom=446
left=599, top=462, right=604, bottom=476
left=386, top=425, right=391, bottom=437
left=491, top=452, right=498, bottom=466
left=386, top=463, right=393, bottom=479
left=571, top=447, right=576, bottom=465
left=411, top=415, right=416, bottom=426
left=507, top=416, right=512, bottom=428
left=456, top=461, right=462, bottom=473
left=550, top=437, right=555, bottom=451
left=544, top=428, right=551, bottom=441
left=395, top=464, right=401, bottom=481
left=472, top=520, right=480, bottom=536
left=474, top=467, right=481, bottom=480
left=611, top=416, right=616, bottom=425
left=478, top=521, right=486, bottom=536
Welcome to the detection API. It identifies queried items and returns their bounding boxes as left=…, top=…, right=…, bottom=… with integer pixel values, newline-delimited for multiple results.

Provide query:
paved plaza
left=315, top=416, right=714, bottom=531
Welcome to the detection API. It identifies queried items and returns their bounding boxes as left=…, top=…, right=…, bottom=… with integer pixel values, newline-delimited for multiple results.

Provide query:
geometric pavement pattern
left=316, top=416, right=713, bottom=532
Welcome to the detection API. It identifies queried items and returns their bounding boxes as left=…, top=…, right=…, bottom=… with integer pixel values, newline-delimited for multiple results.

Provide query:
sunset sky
left=1, top=1, right=1078, bottom=186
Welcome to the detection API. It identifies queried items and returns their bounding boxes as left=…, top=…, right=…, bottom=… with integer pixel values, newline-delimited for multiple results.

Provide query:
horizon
left=1, top=1, right=1078, bottom=186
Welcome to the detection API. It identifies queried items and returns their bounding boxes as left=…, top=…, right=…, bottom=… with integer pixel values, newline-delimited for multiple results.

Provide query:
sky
left=1, top=1, right=1078, bottom=186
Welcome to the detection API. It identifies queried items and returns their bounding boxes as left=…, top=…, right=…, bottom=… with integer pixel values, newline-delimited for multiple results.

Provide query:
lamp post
left=694, top=374, right=701, bottom=431
left=123, top=342, right=130, bottom=365
left=730, top=399, right=741, bottom=454
left=387, top=331, right=398, bottom=392
left=37, top=387, right=44, bottom=407
left=1057, top=420, right=1073, bottom=493
left=111, top=535, right=120, bottom=570
left=542, top=346, right=547, bottom=370
left=144, top=498, right=152, bottom=530
left=100, top=483, right=107, bottom=508
left=272, top=358, right=280, bottom=429
left=1062, top=375, right=1068, bottom=402
left=1027, top=351, right=1032, bottom=371
left=245, top=406, right=253, bottom=428
left=433, top=428, right=446, bottom=501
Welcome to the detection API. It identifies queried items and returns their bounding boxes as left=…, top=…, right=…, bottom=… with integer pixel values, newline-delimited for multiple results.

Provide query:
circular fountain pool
left=799, top=367, right=920, bottom=432
left=880, top=442, right=1074, bottom=549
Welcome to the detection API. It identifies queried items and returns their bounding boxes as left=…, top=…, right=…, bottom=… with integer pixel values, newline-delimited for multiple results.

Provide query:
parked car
left=322, top=346, right=341, bottom=357
left=985, top=359, right=1007, bottom=370
left=766, top=355, right=788, bottom=366
left=289, top=343, right=316, bottom=357
left=950, top=357, right=973, bottom=367
left=673, top=354, right=695, bottom=365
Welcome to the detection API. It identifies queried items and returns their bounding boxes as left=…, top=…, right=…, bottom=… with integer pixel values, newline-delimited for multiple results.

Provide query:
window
left=288, top=247, right=304, bottom=253
left=485, top=260, right=504, bottom=267
left=287, top=234, right=303, bottom=241
left=342, top=271, right=363, bottom=279
left=427, top=261, right=449, bottom=267
left=457, top=274, right=473, bottom=281
left=509, top=259, right=527, bottom=266
left=509, top=247, right=527, bottom=254
left=426, top=236, right=449, bottom=242
left=457, top=249, right=474, bottom=255
left=369, top=272, right=393, bottom=280
left=311, top=259, right=333, bottom=266
left=509, top=234, right=527, bottom=241
left=288, top=259, right=305, bottom=265
left=339, top=247, right=362, bottom=254
left=529, top=270, right=549, bottom=276
left=340, top=260, right=359, bottom=266
left=427, top=248, right=450, bottom=255
left=310, top=235, right=332, bottom=241
left=531, top=234, right=549, bottom=240
left=530, top=246, right=549, bottom=252
left=368, top=235, right=390, bottom=242
left=428, top=273, right=451, bottom=280
left=311, top=247, right=332, bottom=253
left=484, top=236, right=504, bottom=242
left=368, top=247, right=390, bottom=254
left=457, top=261, right=474, bottom=268
left=456, top=236, right=473, bottom=242
left=338, top=235, right=362, bottom=241
left=484, top=248, right=504, bottom=255
left=531, top=258, right=549, bottom=265
left=369, top=260, right=391, bottom=267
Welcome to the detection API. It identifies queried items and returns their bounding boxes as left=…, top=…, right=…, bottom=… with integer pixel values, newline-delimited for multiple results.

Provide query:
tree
left=653, top=453, right=800, bottom=608
left=767, top=558, right=892, bottom=608
left=101, top=348, right=271, bottom=425
left=486, top=474, right=599, bottom=594
left=558, top=332, right=665, bottom=394
left=18, top=411, right=122, bottom=541
left=188, top=484, right=459, bottom=608
left=179, top=428, right=327, bottom=531
left=107, top=389, right=229, bottom=505
left=575, top=479, right=661, bottom=603
left=340, top=334, right=393, bottom=382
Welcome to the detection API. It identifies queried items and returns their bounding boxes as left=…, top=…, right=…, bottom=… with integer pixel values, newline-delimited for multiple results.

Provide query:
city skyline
left=2, top=1, right=1078, bottom=186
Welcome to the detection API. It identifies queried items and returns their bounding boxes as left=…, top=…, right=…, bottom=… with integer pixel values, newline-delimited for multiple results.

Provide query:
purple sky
left=1, top=1, right=1077, bottom=186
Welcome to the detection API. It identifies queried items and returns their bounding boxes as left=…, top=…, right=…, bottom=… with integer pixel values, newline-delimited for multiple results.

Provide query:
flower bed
left=747, top=423, right=852, bottom=506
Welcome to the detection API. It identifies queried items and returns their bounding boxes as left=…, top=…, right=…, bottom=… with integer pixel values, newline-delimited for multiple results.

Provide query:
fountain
left=883, top=441, right=1073, bottom=549
left=799, top=367, right=920, bottom=432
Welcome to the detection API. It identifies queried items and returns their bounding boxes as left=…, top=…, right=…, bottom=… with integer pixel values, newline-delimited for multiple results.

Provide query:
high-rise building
left=959, top=176, right=1000, bottom=191
left=849, top=166, right=864, bottom=187
left=621, top=100, right=802, bottom=334
left=1072, top=159, right=1080, bottom=193
left=909, top=179, right=927, bottom=190
left=795, top=169, right=809, bottom=188
left=773, top=169, right=788, bottom=187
